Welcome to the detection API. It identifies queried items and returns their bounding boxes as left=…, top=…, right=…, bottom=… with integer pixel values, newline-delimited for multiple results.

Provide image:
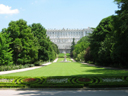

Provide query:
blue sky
left=0, top=0, right=118, bottom=31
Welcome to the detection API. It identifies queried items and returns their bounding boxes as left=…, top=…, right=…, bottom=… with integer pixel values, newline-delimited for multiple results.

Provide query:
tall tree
left=111, top=0, right=128, bottom=66
left=51, top=42, right=59, bottom=54
left=70, top=38, right=75, bottom=58
left=72, top=36, right=90, bottom=61
left=90, top=16, right=114, bottom=65
left=13, top=38, right=22, bottom=65
left=5, top=19, right=38, bottom=64
left=0, top=32, right=13, bottom=65
left=30, top=23, right=57, bottom=61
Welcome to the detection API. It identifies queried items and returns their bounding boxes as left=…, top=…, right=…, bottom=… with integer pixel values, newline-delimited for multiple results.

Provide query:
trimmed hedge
left=0, top=76, right=128, bottom=88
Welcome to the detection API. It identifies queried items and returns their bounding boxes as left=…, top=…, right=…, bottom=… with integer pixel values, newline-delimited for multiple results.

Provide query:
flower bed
left=0, top=76, right=128, bottom=88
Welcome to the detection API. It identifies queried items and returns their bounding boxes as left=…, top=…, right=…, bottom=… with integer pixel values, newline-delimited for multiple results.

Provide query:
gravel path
left=0, top=89, right=128, bottom=96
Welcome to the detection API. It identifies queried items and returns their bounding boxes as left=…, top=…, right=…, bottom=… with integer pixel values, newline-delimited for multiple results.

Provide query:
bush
left=0, top=66, right=4, bottom=71
left=0, top=60, right=48, bottom=72
left=34, top=61, right=42, bottom=66
left=19, top=65, right=24, bottom=69
left=29, top=64, right=35, bottom=67
left=24, top=64, right=29, bottom=68
left=84, top=47, right=93, bottom=62
left=0, top=64, right=33, bottom=72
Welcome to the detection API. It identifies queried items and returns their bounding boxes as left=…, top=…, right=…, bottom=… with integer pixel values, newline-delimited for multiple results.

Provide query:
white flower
left=102, top=78, right=124, bottom=82
left=47, top=78, right=68, bottom=83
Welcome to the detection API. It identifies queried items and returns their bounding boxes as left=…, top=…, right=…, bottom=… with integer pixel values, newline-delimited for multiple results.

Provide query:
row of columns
left=47, top=31, right=87, bottom=38
left=57, top=44, right=71, bottom=49
left=59, top=49, right=70, bottom=53
left=51, top=38, right=79, bottom=43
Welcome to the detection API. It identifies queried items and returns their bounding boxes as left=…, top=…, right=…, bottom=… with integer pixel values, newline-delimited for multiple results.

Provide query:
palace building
left=46, top=28, right=93, bottom=53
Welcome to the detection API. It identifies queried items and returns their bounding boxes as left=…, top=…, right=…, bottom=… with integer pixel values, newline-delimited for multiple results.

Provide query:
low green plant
left=34, top=60, right=43, bottom=66
left=29, top=64, right=35, bottom=67
left=19, top=65, right=24, bottom=69
left=0, top=60, right=49, bottom=72
left=24, top=64, right=29, bottom=68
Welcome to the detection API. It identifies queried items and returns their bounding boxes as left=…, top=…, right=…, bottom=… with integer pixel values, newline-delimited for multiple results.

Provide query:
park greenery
left=58, top=53, right=70, bottom=58
left=2, top=58, right=128, bottom=77
left=71, top=36, right=90, bottom=62
left=0, top=0, right=128, bottom=88
left=70, top=0, right=128, bottom=68
left=0, top=58, right=128, bottom=88
left=0, top=19, right=59, bottom=67
left=0, top=75, right=128, bottom=88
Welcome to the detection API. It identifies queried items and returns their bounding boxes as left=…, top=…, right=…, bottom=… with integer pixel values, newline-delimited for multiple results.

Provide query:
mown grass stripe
left=1, top=58, right=128, bottom=77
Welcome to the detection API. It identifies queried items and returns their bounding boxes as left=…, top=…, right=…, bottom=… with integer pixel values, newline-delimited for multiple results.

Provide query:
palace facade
left=46, top=28, right=93, bottom=53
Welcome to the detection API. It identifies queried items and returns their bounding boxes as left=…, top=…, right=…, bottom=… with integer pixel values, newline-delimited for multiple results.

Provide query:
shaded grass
left=1, top=58, right=128, bottom=77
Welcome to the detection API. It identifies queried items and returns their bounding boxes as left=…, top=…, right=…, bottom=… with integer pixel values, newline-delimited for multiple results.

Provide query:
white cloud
left=0, top=4, right=19, bottom=15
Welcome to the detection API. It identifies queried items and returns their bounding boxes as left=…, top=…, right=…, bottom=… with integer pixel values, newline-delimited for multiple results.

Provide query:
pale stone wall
left=46, top=28, right=93, bottom=53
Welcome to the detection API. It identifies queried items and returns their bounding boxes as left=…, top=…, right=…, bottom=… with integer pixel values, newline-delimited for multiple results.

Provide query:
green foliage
left=0, top=33, right=13, bottom=65
left=73, top=36, right=90, bottom=61
left=0, top=64, right=36, bottom=71
left=30, top=23, right=58, bottom=61
left=58, top=53, right=70, bottom=58
left=1, top=19, right=59, bottom=65
left=13, top=38, right=23, bottom=65
left=0, top=75, right=128, bottom=88
left=75, top=50, right=85, bottom=62
left=111, top=0, right=128, bottom=66
left=90, top=16, right=114, bottom=65
left=4, top=19, right=39, bottom=65
left=70, top=38, right=75, bottom=58
left=0, top=19, right=58, bottom=67
left=84, top=47, right=93, bottom=62
left=2, top=58, right=128, bottom=77
left=34, top=60, right=43, bottom=66
left=51, top=42, right=59, bottom=54
left=89, top=0, right=128, bottom=68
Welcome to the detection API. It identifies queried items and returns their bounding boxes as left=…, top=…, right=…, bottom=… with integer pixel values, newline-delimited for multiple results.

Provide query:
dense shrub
left=72, top=36, right=90, bottom=62
left=84, top=47, right=93, bottom=62
left=34, top=60, right=44, bottom=66
left=89, top=1, right=128, bottom=68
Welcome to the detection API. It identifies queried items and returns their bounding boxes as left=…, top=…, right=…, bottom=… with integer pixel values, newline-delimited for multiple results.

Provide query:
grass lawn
left=2, top=58, right=128, bottom=77
left=58, top=53, right=70, bottom=58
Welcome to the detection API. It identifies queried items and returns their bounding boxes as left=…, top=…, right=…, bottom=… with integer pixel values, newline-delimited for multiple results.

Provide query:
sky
left=0, top=0, right=118, bottom=31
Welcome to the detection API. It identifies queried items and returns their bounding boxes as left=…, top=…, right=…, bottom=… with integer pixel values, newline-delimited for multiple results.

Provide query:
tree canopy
left=0, top=32, right=13, bottom=65
left=0, top=19, right=59, bottom=65
left=89, top=0, right=128, bottom=67
left=72, top=36, right=90, bottom=62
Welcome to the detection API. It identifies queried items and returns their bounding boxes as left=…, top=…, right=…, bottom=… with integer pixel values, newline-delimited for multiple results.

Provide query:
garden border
left=0, top=75, right=128, bottom=88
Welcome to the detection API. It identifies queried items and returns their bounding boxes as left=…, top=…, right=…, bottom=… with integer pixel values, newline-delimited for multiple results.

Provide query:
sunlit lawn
left=58, top=53, right=70, bottom=58
left=2, top=58, right=128, bottom=77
